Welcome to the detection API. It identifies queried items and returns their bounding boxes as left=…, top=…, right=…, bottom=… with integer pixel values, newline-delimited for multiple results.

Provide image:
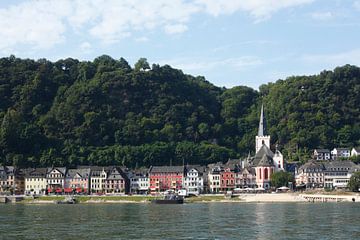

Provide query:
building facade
left=25, top=168, right=47, bottom=195
left=149, top=166, right=184, bottom=193
left=183, top=166, right=204, bottom=195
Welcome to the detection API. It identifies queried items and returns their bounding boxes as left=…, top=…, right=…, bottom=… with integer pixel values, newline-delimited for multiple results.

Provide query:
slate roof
left=66, top=168, right=90, bottom=179
left=314, top=149, right=330, bottom=153
left=149, top=166, right=184, bottom=173
left=323, top=161, right=355, bottom=171
left=252, top=144, right=274, bottom=166
left=298, top=161, right=325, bottom=172
left=107, top=166, right=128, bottom=180
left=257, top=154, right=274, bottom=167
left=47, top=167, right=67, bottom=175
left=25, top=168, right=47, bottom=178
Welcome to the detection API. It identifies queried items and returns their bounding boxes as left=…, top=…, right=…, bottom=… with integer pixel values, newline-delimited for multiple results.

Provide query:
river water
left=0, top=203, right=359, bottom=240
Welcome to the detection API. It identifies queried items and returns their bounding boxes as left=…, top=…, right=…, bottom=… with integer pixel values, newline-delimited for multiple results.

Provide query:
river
left=0, top=203, right=359, bottom=239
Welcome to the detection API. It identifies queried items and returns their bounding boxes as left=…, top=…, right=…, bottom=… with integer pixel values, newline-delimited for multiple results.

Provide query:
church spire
left=258, top=104, right=267, bottom=136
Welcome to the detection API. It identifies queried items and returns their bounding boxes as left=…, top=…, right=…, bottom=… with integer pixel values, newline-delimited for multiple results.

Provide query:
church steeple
left=255, top=104, right=270, bottom=153
left=258, top=104, right=267, bottom=136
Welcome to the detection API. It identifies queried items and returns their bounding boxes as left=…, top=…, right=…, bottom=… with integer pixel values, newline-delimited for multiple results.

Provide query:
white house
left=323, top=161, right=355, bottom=189
left=46, top=167, right=67, bottom=192
left=90, top=167, right=108, bottom=193
left=183, top=166, right=204, bottom=195
left=129, top=172, right=149, bottom=194
left=331, top=148, right=351, bottom=160
left=351, top=147, right=360, bottom=157
left=313, top=149, right=331, bottom=161
left=25, top=168, right=47, bottom=195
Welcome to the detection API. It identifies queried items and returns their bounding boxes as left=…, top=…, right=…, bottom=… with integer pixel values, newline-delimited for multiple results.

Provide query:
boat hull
left=151, top=199, right=184, bottom=204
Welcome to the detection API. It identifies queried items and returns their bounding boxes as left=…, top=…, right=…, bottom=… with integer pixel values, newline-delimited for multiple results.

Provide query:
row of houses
left=295, top=160, right=360, bottom=189
left=0, top=166, right=129, bottom=195
left=0, top=160, right=256, bottom=196
left=313, top=147, right=360, bottom=161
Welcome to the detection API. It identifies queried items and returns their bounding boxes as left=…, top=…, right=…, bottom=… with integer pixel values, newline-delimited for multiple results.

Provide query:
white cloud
left=311, top=11, right=333, bottom=20
left=195, top=0, right=314, bottom=21
left=0, top=0, right=314, bottom=51
left=135, top=37, right=149, bottom=42
left=164, top=24, right=188, bottom=34
left=80, top=41, right=92, bottom=54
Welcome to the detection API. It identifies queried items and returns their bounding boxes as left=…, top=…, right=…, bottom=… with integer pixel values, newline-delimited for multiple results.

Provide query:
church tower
left=255, top=104, right=270, bottom=153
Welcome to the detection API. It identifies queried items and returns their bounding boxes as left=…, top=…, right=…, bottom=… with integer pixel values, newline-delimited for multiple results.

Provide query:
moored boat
left=152, top=194, right=184, bottom=204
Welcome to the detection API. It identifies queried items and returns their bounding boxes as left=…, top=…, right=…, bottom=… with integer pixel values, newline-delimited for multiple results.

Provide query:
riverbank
left=14, top=192, right=360, bottom=204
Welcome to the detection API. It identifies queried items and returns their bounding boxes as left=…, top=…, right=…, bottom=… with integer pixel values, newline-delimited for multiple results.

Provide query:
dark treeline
left=0, top=55, right=359, bottom=167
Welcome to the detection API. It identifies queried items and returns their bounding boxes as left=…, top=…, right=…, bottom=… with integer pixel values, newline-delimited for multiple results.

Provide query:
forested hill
left=0, top=55, right=359, bottom=167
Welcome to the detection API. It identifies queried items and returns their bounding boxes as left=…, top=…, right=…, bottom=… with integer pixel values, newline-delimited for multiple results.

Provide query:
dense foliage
left=348, top=171, right=360, bottom=192
left=270, top=171, right=295, bottom=188
left=0, top=55, right=359, bottom=167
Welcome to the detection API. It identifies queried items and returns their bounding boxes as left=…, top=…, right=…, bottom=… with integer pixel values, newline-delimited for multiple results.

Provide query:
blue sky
left=0, top=0, right=360, bottom=89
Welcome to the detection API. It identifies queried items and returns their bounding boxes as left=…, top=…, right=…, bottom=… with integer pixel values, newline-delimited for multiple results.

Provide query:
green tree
left=270, top=171, right=294, bottom=188
left=348, top=172, right=360, bottom=192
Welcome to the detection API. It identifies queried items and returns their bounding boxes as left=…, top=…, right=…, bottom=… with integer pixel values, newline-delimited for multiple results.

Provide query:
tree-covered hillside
left=0, top=55, right=359, bottom=167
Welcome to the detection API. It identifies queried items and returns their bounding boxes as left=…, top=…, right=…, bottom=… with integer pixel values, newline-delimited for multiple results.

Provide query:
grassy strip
left=75, top=195, right=160, bottom=203
left=185, top=195, right=242, bottom=203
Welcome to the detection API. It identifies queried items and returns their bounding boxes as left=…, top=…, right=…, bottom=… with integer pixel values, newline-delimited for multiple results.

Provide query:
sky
left=0, top=0, right=360, bottom=89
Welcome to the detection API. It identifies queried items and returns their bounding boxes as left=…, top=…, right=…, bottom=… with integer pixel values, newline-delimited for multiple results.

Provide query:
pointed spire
left=258, top=104, right=267, bottom=136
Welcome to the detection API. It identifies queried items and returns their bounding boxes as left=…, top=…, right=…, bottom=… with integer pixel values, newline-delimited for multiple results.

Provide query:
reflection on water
left=0, top=203, right=359, bottom=240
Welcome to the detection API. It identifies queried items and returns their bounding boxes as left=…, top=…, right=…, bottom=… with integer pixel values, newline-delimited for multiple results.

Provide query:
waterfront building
left=149, top=166, right=184, bottom=193
left=0, top=166, right=24, bottom=194
left=331, top=148, right=351, bottom=160
left=183, top=165, right=204, bottom=195
left=313, top=149, right=331, bottom=161
left=208, top=164, right=221, bottom=193
left=129, top=169, right=149, bottom=194
left=65, top=168, right=91, bottom=194
left=24, top=168, right=47, bottom=195
left=235, top=167, right=256, bottom=189
left=220, top=167, right=235, bottom=192
left=295, top=161, right=325, bottom=188
left=323, top=161, right=356, bottom=189
left=104, top=166, right=129, bottom=194
left=46, top=167, right=67, bottom=193
left=90, top=167, right=108, bottom=193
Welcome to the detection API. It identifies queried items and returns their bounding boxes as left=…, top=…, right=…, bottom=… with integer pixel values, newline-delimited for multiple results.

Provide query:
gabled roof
left=333, top=148, right=350, bottom=151
left=352, top=147, right=360, bottom=152
left=257, top=154, right=274, bottom=167
left=107, top=166, right=128, bottom=180
left=47, top=167, right=67, bottom=175
left=185, top=165, right=206, bottom=174
left=323, top=161, right=355, bottom=170
left=66, top=168, right=90, bottom=179
left=25, top=168, right=47, bottom=178
left=252, top=144, right=274, bottom=166
left=149, top=166, right=184, bottom=173
left=314, top=149, right=330, bottom=153
left=298, top=161, right=325, bottom=171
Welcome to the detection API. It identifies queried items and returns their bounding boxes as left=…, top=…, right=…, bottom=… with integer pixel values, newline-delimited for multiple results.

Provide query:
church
left=247, top=104, right=284, bottom=189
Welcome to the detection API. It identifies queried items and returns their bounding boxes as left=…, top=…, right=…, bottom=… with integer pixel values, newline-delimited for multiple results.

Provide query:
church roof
left=258, top=104, right=267, bottom=136
left=257, top=154, right=274, bottom=167
left=252, top=144, right=274, bottom=166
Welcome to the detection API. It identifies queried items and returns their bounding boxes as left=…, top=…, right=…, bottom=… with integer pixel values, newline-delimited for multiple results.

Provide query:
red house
left=220, top=167, right=235, bottom=192
left=149, top=166, right=184, bottom=193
